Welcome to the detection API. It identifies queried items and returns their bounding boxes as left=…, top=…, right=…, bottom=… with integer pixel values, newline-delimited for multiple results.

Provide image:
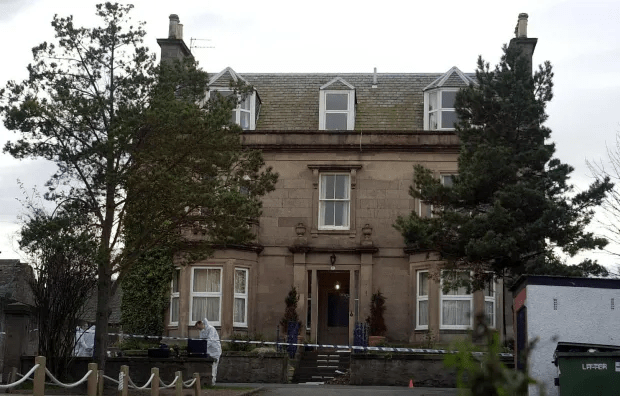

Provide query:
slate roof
left=423, top=66, right=476, bottom=91
left=217, top=70, right=474, bottom=131
left=80, top=286, right=123, bottom=325
left=0, top=259, right=34, bottom=306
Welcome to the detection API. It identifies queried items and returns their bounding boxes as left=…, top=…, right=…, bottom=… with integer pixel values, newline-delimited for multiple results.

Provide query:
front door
left=318, top=271, right=350, bottom=345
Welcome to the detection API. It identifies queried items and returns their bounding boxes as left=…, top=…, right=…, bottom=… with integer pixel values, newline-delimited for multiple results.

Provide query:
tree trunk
left=94, top=264, right=111, bottom=369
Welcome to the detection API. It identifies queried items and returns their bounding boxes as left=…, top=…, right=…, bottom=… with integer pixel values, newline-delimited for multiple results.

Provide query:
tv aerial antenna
left=190, top=38, right=214, bottom=50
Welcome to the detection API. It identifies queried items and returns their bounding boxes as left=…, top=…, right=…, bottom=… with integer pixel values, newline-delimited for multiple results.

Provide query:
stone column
left=220, top=259, right=235, bottom=338
left=348, top=269, right=356, bottom=345
left=179, top=264, right=190, bottom=338
left=293, top=252, right=307, bottom=332
left=310, top=269, right=318, bottom=342
left=359, top=253, right=373, bottom=323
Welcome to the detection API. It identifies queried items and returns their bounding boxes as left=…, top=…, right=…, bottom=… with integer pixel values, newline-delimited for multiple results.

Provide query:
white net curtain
left=192, top=268, right=221, bottom=323
left=233, top=269, right=247, bottom=324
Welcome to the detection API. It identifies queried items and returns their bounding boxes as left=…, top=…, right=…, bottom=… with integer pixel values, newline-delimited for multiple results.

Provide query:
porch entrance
left=317, top=270, right=350, bottom=345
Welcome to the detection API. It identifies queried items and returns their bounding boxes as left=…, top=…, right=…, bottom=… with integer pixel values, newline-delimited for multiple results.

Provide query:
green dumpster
left=554, top=342, right=620, bottom=396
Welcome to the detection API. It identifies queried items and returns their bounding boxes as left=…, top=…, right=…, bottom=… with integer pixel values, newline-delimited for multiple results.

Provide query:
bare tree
left=19, top=201, right=97, bottom=378
left=588, top=132, right=620, bottom=274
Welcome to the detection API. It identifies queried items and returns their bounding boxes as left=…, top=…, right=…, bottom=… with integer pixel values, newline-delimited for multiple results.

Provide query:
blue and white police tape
left=106, top=333, right=513, bottom=357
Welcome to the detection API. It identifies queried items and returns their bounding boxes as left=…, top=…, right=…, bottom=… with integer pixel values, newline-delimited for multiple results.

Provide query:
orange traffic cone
left=409, top=379, right=414, bottom=388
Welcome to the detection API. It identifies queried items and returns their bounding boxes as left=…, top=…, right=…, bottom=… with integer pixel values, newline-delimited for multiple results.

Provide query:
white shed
left=511, top=275, right=620, bottom=396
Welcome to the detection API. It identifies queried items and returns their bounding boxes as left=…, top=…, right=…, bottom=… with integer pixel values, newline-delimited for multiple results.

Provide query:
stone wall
left=21, top=353, right=288, bottom=385
left=218, top=352, right=288, bottom=383
left=350, top=353, right=514, bottom=387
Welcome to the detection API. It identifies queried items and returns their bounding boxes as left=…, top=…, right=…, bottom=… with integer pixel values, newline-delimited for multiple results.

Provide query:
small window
left=441, top=174, right=454, bottom=188
left=417, top=271, right=429, bottom=329
left=440, top=271, right=472, bottom=329
left=319, top=90, right=355, bottom=130
left=234, top=268, right=248, bottom=327
left=418, top=174, right=455, bottom=218
left=319, top=173, right=350, bottom=229
left=169, top=268, right=180, bottom=325
left=425, top=89, right=458, bottom=130
left=190, top=267, right=222, bottom=326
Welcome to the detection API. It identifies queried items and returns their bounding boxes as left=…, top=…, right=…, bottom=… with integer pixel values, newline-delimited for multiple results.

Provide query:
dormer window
left=207, top=67, right=260, bottom=131
left=425, top=89, right=458, bottom=130
left=423, top=66, right=475, bottom=131
left=209, top=89, right=257, bottom=130
left=319, top=77, right=355, bottom=130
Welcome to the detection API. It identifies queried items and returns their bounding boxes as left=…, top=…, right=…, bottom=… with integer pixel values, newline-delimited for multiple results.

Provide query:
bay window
left=425, top=89, right=458, bottom=130
left=485, top=280, right=496, bottom=328
left=417, top=271, right=429, bottom=329
left=234, top=268, right=248, bottom=327
left=209, top=89, right=257, bottom=130
left=440, top=271, right=472, bottom=329
left=169, top=268, right=180, bottom=325
left=190, top=267, right=222, bottom=326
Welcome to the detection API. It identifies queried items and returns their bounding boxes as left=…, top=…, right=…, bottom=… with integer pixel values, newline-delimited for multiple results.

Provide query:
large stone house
left=161, top=14, right=537, bottom=346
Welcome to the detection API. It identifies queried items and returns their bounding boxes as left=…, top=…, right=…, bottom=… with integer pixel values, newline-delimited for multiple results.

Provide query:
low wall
left=21, top=352, right=288, bottom=385
left=21, top=356, right=215, bottom=387
left=350, top=353, right=514, bottom=387
left=218, top=352, right=288, bottom=383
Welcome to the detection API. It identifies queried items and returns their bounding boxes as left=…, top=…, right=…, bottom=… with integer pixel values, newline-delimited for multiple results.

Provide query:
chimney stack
left=508, top=13, right=537, bottom=75
left=372, top=67, right=377, bottom=88
left=158, top=14, right=192, bottom=62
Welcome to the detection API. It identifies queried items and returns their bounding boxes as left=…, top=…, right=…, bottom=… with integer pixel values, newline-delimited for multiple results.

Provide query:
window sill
left=312, top=229, right=356, bottom=238
left=439, top=327, right=472, bottom=332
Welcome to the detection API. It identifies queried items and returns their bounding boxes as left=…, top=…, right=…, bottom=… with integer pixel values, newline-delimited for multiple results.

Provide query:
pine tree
left=394, top=44, right=612, bottom=290
left=1, top=3, right=277, bottom=366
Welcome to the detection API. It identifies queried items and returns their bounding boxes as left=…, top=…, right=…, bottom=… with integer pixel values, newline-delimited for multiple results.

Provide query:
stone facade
left=158, top=14, right=535, bottom=347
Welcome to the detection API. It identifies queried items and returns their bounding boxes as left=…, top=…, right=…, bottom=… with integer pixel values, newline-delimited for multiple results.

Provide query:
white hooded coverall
left=199, top=318, right=222, bottom=385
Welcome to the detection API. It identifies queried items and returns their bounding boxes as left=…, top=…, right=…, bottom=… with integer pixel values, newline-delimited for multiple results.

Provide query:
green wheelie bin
left=554, top=342, right=620, bottom=396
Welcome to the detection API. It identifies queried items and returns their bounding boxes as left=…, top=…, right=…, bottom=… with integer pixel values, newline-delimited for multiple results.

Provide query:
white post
left=119, top=365, right=129, bottom=396
left=151, top=367, right=160, bottom=396
left=33, top=356, right=45, bottom=396
left=87, top=363, right=98, bottom=396
left=193, top=372, right=201, bottom=396
left=174, top=371, right=183, bottom=396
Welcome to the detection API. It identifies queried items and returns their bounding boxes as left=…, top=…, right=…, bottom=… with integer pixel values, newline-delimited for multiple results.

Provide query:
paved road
left=249, top=383, right=459, bottom=396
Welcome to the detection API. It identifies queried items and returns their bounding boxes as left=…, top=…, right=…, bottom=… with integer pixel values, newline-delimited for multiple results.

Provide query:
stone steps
left=293, top=349, right=351, bottom=383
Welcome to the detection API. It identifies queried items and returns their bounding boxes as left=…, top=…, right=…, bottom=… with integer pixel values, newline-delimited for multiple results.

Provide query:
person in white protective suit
left=197, top=318, right=222, bottom=385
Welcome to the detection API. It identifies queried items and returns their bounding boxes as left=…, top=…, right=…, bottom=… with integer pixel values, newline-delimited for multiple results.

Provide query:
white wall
left=525, top=284, right=620, bottom=396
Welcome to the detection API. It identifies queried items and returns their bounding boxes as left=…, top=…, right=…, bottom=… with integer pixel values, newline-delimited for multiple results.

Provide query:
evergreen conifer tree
left=394, top=44, right=612, bottom=290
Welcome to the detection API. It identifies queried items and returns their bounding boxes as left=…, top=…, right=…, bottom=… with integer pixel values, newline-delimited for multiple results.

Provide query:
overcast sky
left=1, top=0, right=619, bottom=269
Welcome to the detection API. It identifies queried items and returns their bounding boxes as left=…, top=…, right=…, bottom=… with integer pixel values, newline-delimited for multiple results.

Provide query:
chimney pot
left=517, top=13, right=528, bottom=38
left=177, top=24, right=183, bottom=40
left=168, top=14, right=180, bottom=39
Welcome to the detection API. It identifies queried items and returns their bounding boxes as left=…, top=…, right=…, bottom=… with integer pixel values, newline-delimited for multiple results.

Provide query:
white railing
left=0, top=363, right=40, bottom=390
left=4, top=357, right=204, bottom=396
left=0, top=357, right=97, bottom=396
